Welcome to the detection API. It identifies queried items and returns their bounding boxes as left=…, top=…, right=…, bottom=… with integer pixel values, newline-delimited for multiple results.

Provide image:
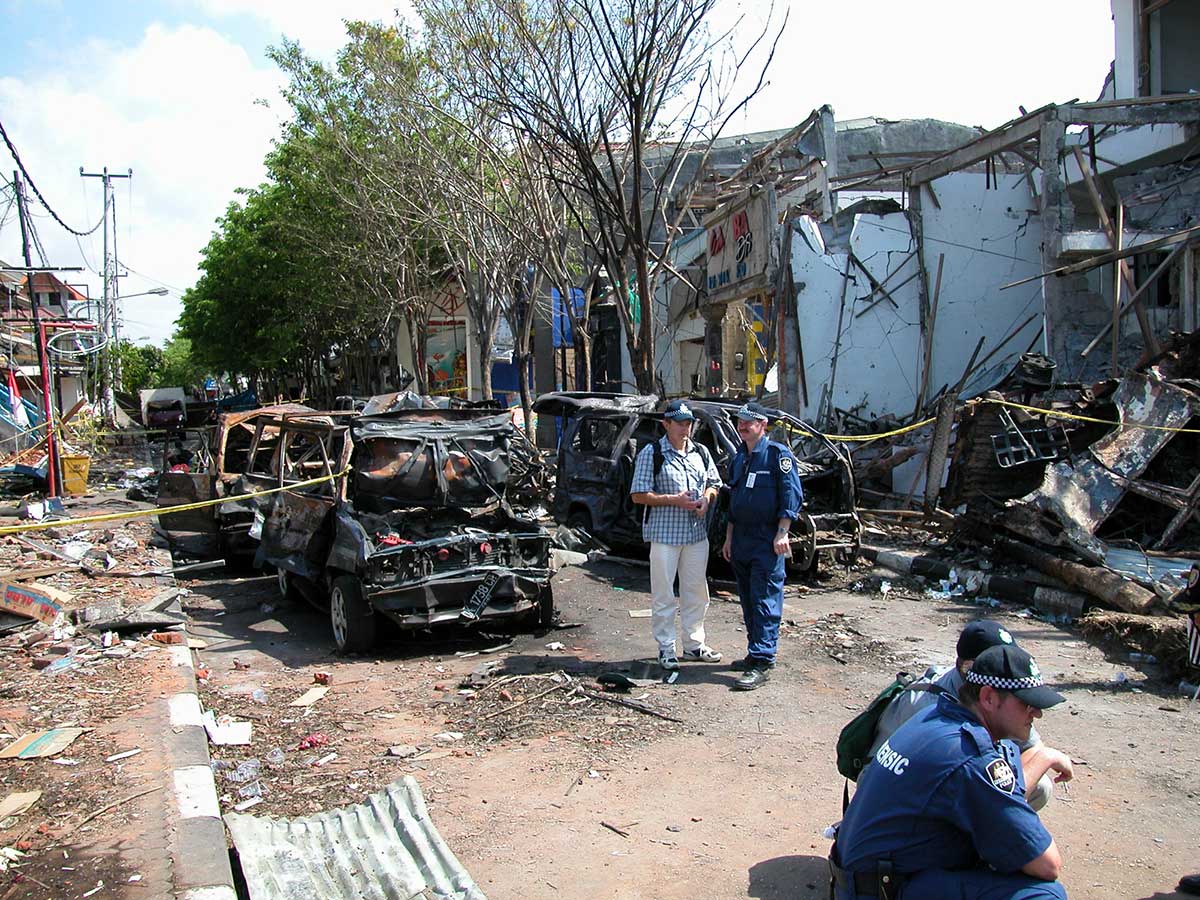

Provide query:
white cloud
left=0, top=22, right=285, bottom=344
left=188, top=0, right=416, bottom=59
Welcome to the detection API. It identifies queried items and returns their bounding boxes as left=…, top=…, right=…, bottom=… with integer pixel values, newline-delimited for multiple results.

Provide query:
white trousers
left=649, top=540, right=711, bottom=653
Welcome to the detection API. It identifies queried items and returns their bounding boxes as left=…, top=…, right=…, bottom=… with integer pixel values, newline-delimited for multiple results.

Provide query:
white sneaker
left=658, top=649, right=680, bottom=671
left=682, top=646, right=722, bottom=663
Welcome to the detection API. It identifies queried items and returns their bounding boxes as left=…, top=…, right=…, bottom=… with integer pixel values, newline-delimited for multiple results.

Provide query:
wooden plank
left=909, top=109, right=1050, bottom=185
left=1112, top=205, right=1124, bottom=376
left=854, top=270, right=920, bottom=319
left=1070, top=146, right=1158, bottom=354
left=1082, top=241, right=1189, bottom=356
left=915, top=254, right=945, bottom=415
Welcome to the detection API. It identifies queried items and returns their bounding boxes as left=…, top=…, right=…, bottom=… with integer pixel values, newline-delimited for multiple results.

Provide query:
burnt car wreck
left=258, top=408, right=554, bottom=652
left=532, top=392, right=860, bottom=570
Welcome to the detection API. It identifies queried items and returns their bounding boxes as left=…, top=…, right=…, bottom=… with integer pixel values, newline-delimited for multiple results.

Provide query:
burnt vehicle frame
left=533, top=392, right=860, bottom=570
left=156, top=404, right=319, bottom=560
left=253, top=407, right=554, bottom=653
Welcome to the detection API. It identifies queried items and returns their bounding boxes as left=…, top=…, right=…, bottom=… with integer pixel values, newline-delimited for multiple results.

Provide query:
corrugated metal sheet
left=225, top=776, right=487, bottom=900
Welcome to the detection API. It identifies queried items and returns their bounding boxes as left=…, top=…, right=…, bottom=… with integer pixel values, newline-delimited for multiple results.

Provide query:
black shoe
left=1179, top=874, right=1200, bottom=895
left=731, top=656, right=776, bottom=671
left=733, top=667, right=770, bottom=691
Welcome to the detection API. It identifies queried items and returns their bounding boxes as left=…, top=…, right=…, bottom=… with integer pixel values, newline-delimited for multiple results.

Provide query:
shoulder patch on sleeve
left=986, top=758, right=1017, bottom=793
left=779, top=455, right=792, bottom=474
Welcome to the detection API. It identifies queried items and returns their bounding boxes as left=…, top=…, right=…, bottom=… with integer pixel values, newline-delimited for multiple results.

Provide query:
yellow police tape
left=779, top=396, right=1200, bottom=443
left=977, top=397, right=1200, bottom=434
left=0, top=468, right=349, bottom=537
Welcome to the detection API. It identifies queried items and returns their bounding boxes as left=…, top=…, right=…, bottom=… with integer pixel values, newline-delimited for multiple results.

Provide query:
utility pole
left=80, top=166, right=131, bottom=424
left=12, top=171, right=60, bottom=497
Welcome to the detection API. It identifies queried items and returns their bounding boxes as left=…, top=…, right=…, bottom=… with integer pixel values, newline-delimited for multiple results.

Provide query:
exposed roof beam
left=908, top=106, right=1054, bottom=185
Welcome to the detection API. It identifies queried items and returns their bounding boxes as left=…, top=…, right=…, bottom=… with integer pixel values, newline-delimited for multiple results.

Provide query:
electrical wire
left=0, top=116, right=104, bottom=237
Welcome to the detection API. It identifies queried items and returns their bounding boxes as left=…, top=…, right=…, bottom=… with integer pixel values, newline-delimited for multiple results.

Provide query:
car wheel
left=567, top=509, right=593, bottom=533
left=536, top=585, right=555, bottom=628
left=330, top=575, right=377, bottom=653
left=276, top=568, right=301, bottom=603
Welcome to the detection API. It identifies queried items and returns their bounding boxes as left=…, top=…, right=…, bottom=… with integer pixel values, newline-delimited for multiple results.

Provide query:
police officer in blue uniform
left=829, top=645, right=1069, bottom=900
left=721, top=402, right=802, bottom=691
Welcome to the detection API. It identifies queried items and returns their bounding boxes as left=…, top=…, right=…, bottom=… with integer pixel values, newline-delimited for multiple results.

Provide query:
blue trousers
left=834, top=870, right=1066, bottom=900
left=902, top=869, right=1067, bottom=900
left=730, top=534, right=785, bottom=662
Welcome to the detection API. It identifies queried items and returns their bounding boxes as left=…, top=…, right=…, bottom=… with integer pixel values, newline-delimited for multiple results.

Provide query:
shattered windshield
left=349, top=411, right=513, bottom=511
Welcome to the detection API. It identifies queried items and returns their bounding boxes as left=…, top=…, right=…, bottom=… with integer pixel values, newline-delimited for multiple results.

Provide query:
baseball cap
left=662, top=399, right=695, bottom=422
left=956, top=620, right=1016, bottom=661
left=965, top=644, right=1064, bottom=709
left=736, top=402, right=769, bottom=422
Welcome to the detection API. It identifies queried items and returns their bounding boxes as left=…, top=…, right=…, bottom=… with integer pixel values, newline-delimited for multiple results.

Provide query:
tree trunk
left=517, top=350, right=533, bottom=439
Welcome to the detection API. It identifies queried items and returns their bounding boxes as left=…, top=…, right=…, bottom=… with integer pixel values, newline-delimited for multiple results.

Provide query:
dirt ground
left=180, top=550, right=1200, bottom=900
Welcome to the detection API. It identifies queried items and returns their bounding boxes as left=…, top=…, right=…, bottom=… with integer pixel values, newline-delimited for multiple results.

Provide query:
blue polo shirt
left=837, top=695, right=1052, bottom=876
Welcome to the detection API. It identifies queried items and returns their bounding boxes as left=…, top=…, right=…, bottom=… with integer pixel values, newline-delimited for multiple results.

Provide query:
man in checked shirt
left=630, top=399, right=724, bottom=671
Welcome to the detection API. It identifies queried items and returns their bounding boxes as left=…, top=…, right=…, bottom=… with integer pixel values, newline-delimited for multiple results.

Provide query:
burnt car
left=533, top=392, right=860, bottom=571
left=256, top=407, right=554, bottom=652
left=156, top=404, right=319, bottom=560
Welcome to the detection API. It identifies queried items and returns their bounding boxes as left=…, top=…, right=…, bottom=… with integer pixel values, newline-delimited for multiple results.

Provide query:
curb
left=151, top=546, right=237, bottom=900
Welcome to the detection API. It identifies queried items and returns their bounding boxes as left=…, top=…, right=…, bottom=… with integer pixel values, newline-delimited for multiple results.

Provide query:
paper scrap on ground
left=0, top=727, right=85, bottom=759
left=0, top=791, right=41, bottom=817
left=627, top=609, right=652, bottom=618
left=106, top=749, right=143, bottom=763
left=202, top=711, right=253, bottom=746
left=289, top=686, right=330, bottom=707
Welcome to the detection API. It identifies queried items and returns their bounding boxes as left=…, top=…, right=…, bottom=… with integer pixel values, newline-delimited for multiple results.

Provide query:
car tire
left=330, top=575, right=377, bottom=653
left=276, top=568, right=301, bottom=604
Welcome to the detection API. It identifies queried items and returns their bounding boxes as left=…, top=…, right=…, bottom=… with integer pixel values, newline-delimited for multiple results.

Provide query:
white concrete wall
left=918, top=171, right=1044, bottom=397
left=789, top=172, right=1043, bottom=424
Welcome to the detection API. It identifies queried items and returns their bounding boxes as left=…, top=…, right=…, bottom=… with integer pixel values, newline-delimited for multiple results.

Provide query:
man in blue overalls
left=829, top=644, right=1069, bottom=900
left=721, top=402, right=802, bottom=691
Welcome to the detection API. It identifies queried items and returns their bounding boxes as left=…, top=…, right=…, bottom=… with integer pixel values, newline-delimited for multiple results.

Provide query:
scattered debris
left=0, top=791, right=42, bottom=818
left=289, top=686, right=330, bottom=707
left=0, top=727, right=85, bottom=759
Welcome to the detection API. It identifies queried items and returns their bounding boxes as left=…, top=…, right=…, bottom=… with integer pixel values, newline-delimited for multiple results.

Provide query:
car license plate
left=461, top=571, right=501, bottom=622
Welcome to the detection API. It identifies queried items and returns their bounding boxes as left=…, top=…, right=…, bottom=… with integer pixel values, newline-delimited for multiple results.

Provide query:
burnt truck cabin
left=535, top=393, right=860, bottom=570
left=257, top=408, right=553, bottom=653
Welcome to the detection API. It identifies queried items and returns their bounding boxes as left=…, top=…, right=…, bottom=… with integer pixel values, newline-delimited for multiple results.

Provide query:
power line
left=0, top=116, right=104, bottom=237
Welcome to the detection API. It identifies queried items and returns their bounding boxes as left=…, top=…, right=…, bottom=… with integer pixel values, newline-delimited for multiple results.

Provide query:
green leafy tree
left=116, top=341, right=164, bottom=394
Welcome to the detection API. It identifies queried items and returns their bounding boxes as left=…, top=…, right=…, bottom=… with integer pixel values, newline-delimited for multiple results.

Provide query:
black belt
left=828, top=860, right=902, bottom=899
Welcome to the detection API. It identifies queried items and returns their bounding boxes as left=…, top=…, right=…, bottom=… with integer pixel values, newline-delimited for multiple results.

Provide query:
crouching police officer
left=720, top=402, right=802, bottom=691
left=829, top=644, right=1069, bottom=900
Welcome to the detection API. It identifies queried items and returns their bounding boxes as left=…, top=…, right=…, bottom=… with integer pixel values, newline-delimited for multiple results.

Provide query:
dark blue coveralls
left=727, top=437, right=802, bottom=666
left=831, top=696, right=1066, bottom=900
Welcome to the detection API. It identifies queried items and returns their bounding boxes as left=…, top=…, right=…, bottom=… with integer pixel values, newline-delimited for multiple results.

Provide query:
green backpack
left=837, top=672, right=945, bottom=782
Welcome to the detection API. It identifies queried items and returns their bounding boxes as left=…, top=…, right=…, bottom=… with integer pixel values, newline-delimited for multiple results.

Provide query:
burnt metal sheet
left=1099, top=547, right=1193, bottom=594
left=226, top=776, right=486, bottom=900
left=531, top=391, right=658, bottom=418
left=1005, top=372, right=1198, bottom=557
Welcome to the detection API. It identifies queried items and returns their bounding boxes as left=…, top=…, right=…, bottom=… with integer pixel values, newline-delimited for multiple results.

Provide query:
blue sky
left=0, top=0, right=1114, bottom=345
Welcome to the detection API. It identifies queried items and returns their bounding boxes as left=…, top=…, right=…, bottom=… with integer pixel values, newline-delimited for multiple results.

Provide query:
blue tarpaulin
left=551, top=288, right=585, bottom=348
